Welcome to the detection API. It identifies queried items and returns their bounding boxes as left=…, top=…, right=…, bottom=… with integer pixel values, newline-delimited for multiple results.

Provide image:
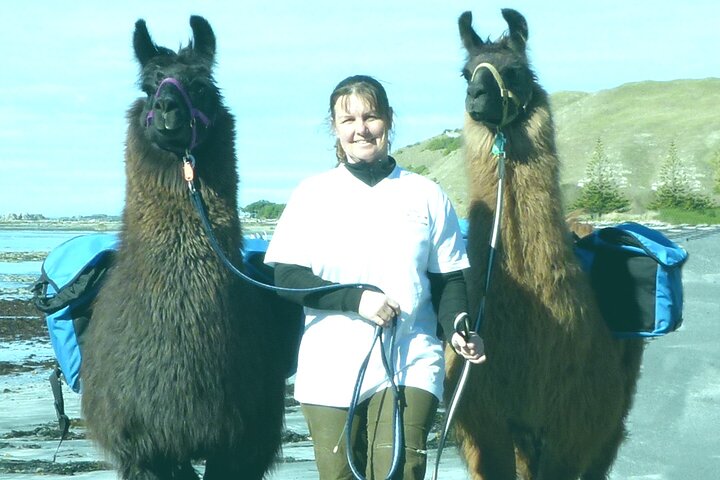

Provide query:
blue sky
left=2, top=0, right=717, bottom=217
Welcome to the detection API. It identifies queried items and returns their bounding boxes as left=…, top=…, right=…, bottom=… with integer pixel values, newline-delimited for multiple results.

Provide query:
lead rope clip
left=492, top=131, right=506, bottom=180
left=182, top=151, right=196, bottom=192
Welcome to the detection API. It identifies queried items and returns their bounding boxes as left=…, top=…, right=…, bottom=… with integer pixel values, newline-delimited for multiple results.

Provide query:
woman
left=264, top=74, right=485, bottom=479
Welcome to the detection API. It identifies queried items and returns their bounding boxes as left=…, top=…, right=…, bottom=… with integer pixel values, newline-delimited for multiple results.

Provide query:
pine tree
left=650, top=141, right=714, bottom=210
left=711, top=149, right=720, bottom=195
left=573, top=139, right=630, bottom=217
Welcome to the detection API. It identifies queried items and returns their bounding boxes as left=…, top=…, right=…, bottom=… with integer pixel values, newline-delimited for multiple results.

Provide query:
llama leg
left=511, top=424, right=542, bottom=479
left=455, top=413, right=516, bottom=480
left=580, top=425, right=626, bottom=480
left=582, top=342, right=640, bottom=480
left=203, top=453, right=269, bottom=480
left=116, top=458, right=173, bottom=480
left=534, top=446, right=582, bottom=480
left=514, top=443, right=539, bottom=480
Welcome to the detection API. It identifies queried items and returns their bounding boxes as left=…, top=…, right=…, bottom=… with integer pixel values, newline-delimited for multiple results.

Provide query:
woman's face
left=333, top=93, right=389, bottom=164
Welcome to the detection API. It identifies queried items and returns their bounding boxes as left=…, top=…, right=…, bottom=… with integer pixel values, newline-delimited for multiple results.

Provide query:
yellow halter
left=470, top=62, right=525, bottom=128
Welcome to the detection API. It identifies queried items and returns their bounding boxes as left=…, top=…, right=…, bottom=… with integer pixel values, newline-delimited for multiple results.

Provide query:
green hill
left=394, top=78, right=720, bottom=217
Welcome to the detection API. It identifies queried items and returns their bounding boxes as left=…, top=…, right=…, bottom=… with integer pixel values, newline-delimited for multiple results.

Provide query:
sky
left=1, top=0, right=718, bottom=217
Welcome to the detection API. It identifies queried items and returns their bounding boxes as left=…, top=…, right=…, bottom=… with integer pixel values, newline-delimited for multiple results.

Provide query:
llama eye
left=504, top=67, right=523, bottom=84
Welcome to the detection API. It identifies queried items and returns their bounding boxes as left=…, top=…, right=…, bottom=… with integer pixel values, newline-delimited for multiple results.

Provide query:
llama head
left=458, top=9, right=536, bottom=129
left=133, top=16, right=221, bottom=154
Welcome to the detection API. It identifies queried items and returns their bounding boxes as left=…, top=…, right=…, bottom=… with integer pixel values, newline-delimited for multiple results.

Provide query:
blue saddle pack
left=32, top=232, right=300, bottom=439
left=32, top=233, right=119, bottom=439
left=32, top=233, right=120, bottom=394
left=573, top=222, right=689, bottom=338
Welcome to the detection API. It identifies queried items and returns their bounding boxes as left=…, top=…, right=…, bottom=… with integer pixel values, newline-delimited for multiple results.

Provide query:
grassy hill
left=394, top=78, right=720, bottom=217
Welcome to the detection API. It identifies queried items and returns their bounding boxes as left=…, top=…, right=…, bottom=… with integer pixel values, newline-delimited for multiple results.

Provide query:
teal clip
left=492, top=132, right=506, bottom=157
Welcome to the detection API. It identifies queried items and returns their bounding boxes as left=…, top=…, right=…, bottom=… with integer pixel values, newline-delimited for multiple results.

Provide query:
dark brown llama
left=444, top=9, right=645, bottom=480
left=81, top=16, right=285, bottom=480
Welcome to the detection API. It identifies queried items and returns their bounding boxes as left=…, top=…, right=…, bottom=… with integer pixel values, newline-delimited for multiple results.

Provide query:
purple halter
left=145, top=77, right=211, bottom=151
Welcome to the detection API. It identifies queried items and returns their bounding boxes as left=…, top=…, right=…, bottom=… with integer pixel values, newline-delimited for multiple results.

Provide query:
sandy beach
left=1, top=227, right=718, bottom=479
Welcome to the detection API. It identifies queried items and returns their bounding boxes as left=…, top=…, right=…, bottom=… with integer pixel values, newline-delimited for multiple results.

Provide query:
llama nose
left=467, top=82, right=486, bottom=99
left=152, top=97, right=183, bottom=130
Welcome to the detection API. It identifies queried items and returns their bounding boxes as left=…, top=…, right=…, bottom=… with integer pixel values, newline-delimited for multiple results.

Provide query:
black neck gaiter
left=344, top=156, right=397, bottom=187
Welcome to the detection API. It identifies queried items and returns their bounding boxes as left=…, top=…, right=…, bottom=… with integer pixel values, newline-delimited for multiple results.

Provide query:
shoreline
left=0, top=221, right=122, bottom=232
left=0, top=219, right=276, bottom=233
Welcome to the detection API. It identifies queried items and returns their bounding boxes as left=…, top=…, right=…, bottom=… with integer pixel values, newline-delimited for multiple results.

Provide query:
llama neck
left=122, top=99, right=241, bottom=250
left=465, top=99, right=576, bottom=280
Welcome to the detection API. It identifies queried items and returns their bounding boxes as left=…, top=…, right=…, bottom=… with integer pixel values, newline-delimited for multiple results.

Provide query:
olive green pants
left=301, top=386, right=439, bottom=480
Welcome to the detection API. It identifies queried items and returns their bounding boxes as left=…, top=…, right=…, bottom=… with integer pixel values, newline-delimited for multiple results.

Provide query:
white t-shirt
left=264, top=163, right=469, bottom=407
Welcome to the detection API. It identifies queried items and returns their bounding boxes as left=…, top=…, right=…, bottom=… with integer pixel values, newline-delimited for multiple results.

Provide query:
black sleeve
left=273, top=263, right=364, bottom=312
left=428, top=269, right=468, bottom=340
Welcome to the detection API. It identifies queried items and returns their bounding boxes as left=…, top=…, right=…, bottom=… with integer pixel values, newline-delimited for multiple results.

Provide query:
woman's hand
left=450, top=314, right=487, bottom=365
left=358, top=290, right=401, bottom=328
left=451, top=331, right=487, bottom=364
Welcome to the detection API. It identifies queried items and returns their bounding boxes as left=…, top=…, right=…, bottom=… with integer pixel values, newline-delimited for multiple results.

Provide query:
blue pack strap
left=595, top=222, right=688, bottom=268
left=49, top=365, right=70, bottom=439
left=34, top=253, right=116, bottom=314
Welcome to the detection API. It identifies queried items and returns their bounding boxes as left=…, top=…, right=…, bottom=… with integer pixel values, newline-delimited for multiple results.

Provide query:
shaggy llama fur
left=81, top=16, right=285, bottom=480
left=444, top=9, right=645, bottom=480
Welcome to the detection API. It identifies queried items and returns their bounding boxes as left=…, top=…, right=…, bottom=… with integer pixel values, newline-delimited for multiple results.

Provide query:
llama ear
left=458, top=11, right=484, bottom=53
left=190, top=16, right=216, bottom=62
left=501, top=8, right=528, bottom=52
left=133, top=19, right=160, bottom=67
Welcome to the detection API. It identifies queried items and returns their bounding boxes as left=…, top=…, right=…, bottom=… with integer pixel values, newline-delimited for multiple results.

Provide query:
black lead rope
left=187, top=175, right=403, bottom=479
left=188, top=186, right=377, bottom=297
left=345, top=325, right=404, bottom=480
left=431, top=132, right=506, bottom=480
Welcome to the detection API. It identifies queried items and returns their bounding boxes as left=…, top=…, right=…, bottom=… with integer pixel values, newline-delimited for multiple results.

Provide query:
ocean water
left=0, top=230, right=102, bottom=300
left=0, top=229, right=272, bottom=300
left=0, top=229, right=100, bottom=254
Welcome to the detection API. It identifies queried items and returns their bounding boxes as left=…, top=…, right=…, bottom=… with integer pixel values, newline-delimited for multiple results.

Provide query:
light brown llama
left=444, top=9, right=645, bottom=480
